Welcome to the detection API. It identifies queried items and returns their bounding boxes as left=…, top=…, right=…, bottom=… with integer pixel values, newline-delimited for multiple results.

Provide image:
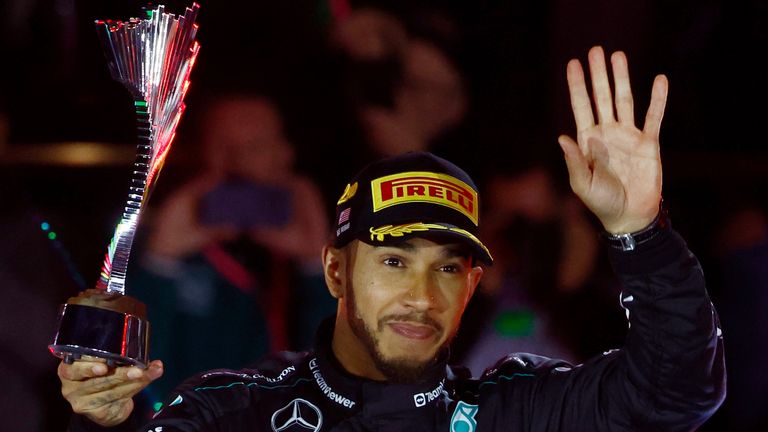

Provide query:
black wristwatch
left=601, top=203, right=670, bottom=252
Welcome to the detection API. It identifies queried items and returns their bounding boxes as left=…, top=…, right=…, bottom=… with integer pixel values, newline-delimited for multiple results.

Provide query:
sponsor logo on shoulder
left=450, top=401, right=478, bottom=432
left=309, top=357, right=356, bottom=408
left=202, top=365, right=296, bottom=383
left=271, top=398, right=323, bottom=432
left=257, top=365, right=297, bottom=383
left=413, top=379, right=445, bottom=407
left=152, top=395, right=183, bottom=418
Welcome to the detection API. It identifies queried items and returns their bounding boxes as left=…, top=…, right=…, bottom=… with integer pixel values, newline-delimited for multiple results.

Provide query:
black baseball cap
left=332, top=151, right=493, bottom=264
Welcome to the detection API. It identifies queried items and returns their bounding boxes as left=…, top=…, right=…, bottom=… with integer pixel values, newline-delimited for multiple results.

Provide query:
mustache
left=379, top=312, right=443, bottom=333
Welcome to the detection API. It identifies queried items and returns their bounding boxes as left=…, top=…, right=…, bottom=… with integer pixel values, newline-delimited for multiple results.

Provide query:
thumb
left=558, top=135, right=591, bottom=198
left=145, top=360, right=164, bottom=381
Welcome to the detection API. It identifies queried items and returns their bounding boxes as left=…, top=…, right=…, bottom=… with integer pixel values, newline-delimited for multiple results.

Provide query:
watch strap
left=601, top=203, right=670, bottom=252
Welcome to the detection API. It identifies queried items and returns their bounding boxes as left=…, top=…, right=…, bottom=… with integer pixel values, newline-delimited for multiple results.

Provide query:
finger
left=611, top=51, right=635, bottom=124
left=146, top=359, right=164, bottom=378
left=558, top=135, right=592, bottom=197
left=587, top=46, right=616, bottom=124
left=64, top=361, right=163, bottom=398
left=73, top=395, right=135, bottom=426
left=74, top=377, right=152, bottom=413
left=566, top=58, right=595, bottom=133
left=643, top=74, right=669, bottom=139
left=70, top=379, right=146, bottom=414
left=59, top=360, right=109, bottom=382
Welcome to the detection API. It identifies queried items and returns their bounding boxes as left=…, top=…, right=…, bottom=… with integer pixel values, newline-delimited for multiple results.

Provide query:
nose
left=403, top=271, right=443, bottom=312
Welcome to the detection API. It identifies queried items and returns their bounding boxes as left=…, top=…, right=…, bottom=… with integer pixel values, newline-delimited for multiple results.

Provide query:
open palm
left=559, top=46, right=668, bottom=234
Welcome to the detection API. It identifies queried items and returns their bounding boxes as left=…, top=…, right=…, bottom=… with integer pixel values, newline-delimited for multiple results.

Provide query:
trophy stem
left=98, top=99, right=153, bottom=294
left=92, top=4, right=200, bottom=294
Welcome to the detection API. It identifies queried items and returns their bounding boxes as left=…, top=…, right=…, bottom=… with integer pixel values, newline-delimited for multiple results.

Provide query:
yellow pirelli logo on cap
left=371, top=171, right=478, bottom=225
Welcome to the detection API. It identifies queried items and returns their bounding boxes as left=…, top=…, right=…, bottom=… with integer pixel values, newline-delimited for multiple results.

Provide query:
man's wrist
left=601, top=203, right=669, bottom=252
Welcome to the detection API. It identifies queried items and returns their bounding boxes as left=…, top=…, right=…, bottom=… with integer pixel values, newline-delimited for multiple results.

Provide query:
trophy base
left=49, top=289, right=150, bottom=368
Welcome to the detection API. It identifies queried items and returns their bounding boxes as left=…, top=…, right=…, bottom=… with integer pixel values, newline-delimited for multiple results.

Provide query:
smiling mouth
left=387, top=322, right=439, bottom=340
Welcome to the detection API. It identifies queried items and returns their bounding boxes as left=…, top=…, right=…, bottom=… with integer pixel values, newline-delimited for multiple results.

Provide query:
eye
left=439, top=263, right=461, bottom=273
left=383, top=257, right=404, bottom=267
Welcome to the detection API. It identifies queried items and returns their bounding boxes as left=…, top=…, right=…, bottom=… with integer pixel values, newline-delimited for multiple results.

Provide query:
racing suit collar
left=312, top=317, right=450, bottom=417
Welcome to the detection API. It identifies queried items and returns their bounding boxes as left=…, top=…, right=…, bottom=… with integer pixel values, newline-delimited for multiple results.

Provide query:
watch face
left=602, top=207, right=669, bottom=251
left=614, top=233, right=637, bottom=252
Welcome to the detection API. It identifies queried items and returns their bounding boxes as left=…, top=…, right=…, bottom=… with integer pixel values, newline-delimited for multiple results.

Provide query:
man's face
left=328, top=237, right=483, bottom=382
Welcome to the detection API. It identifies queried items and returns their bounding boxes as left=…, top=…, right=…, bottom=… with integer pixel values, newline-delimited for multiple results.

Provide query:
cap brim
left=358, top=222, right=493, bottom=265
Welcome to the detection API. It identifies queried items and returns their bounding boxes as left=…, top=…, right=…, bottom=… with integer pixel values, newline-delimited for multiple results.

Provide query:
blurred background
left=1, top=0, right=766, bottom=430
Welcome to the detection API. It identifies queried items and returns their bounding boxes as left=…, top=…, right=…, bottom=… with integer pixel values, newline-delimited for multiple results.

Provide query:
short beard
left=344, top=279, right=450, bottom=384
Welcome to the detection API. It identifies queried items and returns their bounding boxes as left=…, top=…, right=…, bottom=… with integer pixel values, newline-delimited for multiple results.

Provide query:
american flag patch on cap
left=338, top=208, right=351, bottom=225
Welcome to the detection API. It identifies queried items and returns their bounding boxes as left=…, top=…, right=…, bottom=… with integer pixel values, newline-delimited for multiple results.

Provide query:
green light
left=134, top=100, right=148, bottom=107
left=48, top=232, right=57, bottom=240
left=146, top=10, right=154, bottom=18
left=494, top=310, right=535, bottom=337
left=153, top=402, right=163, bottom=412
left=40, top=222, right=50, bottom=231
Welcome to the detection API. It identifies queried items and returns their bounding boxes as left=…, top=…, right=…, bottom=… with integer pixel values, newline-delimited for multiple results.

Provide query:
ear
left=465, top=265, right=484, bottom=304
left=322, top=244, right=346, bottom=299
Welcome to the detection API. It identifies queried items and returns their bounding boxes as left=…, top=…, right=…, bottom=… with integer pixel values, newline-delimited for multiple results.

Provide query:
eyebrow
left=445, top=247, right=471, bottom=259
left=374, top=241, right=416, bottom=252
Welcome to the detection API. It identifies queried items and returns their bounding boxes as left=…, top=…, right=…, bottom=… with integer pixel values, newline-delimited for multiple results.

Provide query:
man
left=58, top=46, right=725, bottom=431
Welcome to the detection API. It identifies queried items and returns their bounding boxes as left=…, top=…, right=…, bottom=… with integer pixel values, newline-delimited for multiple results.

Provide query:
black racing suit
left=70, top=228, right=726, bottom=431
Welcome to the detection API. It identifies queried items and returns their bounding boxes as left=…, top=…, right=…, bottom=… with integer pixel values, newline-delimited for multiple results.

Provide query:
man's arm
left=549, top=45, right=724, bottom=428
left=604, top=214, right=725, bottom=428
left=479, top=223, right=725, bottom=430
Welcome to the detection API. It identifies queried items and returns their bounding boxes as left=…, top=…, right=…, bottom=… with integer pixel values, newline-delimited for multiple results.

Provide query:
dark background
left=1, top=0, right=766, bottom=429
left=3, top=0, right=767, bottom=262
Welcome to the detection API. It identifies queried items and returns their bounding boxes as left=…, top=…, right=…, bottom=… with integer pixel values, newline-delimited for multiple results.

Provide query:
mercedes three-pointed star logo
left=271, top=398, right=323, bottom=432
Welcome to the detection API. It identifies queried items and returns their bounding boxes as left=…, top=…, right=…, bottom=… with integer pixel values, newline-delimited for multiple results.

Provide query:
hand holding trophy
left=49, top=4, right=201, bottom=369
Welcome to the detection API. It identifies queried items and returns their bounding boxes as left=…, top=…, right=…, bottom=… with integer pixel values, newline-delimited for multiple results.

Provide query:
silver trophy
left=49, top=3, right=201, bottom=368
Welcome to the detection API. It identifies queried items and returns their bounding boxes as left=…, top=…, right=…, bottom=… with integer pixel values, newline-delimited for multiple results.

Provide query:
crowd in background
left=1, top=0, right=766, bottom=431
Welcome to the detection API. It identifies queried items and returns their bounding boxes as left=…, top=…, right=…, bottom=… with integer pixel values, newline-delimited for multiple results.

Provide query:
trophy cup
left=49, top=3, right=201, bottom=368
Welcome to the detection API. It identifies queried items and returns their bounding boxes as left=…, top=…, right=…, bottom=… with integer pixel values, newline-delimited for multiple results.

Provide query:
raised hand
left=558, top=46, right=668, bottom=234
left=58, top=358, right=163, bottom=426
